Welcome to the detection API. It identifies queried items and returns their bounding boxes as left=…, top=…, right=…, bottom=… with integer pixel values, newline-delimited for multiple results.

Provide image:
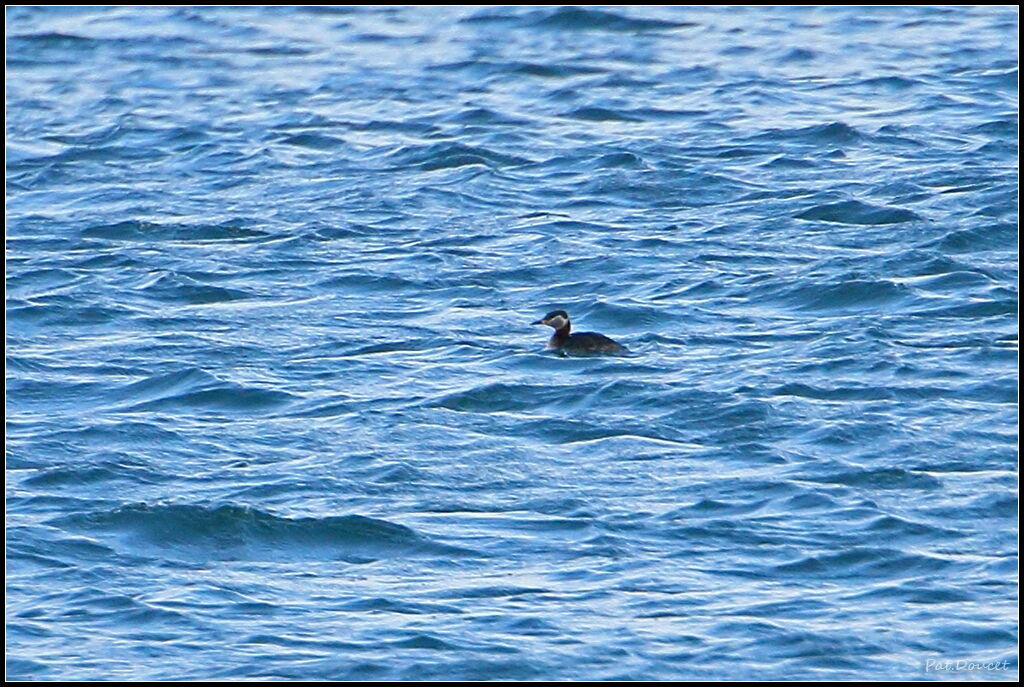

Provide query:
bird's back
left=563, top=331, right=624, bottom=354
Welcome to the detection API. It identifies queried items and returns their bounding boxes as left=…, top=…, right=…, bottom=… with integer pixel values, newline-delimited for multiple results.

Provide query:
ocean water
left=5, top=5, right=1018, bottom=681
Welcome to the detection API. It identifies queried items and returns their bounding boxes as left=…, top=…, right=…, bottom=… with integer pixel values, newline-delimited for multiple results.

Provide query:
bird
left=531, top=310, right=625, bottom=355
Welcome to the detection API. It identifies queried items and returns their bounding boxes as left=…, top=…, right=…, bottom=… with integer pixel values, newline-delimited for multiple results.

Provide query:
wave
left=99, top=367, right=299, bottom=414
left=82, top=219, right=270, bottom=242
left=385, top=142, right=533, bottom=171
left=795, top=200, right=922, bottom=225
left=771, top=277, right=912, bottom=312
left=464, top=6, right=697, bottom=32
left=51, top=503, right=472, bottom=563
left=758, top=121, right=866, bottom=145
left=124, top=385, right=296, bottom=414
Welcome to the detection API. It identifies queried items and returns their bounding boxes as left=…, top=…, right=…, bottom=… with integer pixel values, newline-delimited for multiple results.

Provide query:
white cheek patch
left=548, top=315, right=567, bottom=329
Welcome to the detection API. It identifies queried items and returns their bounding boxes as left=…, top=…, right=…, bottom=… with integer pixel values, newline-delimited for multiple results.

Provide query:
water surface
left=6, top=5, right=1018, bottom=681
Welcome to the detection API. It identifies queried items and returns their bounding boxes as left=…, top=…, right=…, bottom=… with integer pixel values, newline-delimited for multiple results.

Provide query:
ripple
left=386, top=142, right=533, bottom=171
left=563, top=106, right=643, bottom=123
left=807, top=467, right=943, bottom=490
left=124, top=385, right=297, bottom=414
left=82, top=219, right=270, bottom=242
left=795, top=200, right=923, bottom=225
left=761, top=121, right=866, bottom=145
left=773, top=277, right=912, bottom=312
left=470, top=6, right=698, bottom=32
left=278, top=133, right=347, bottom=150
left=134, top=272, right=253, bottom=304
left=774, top=548, right=954, bottom=579
left=50, top=504, right=472, bottom=563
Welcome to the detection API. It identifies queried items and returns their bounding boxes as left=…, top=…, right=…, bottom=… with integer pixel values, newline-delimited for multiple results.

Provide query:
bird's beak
left=531, top=319, right=545, bottom=326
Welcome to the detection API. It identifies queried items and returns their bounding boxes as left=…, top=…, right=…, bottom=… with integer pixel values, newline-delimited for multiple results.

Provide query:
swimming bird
left=532, top=310, right=625, bottom=355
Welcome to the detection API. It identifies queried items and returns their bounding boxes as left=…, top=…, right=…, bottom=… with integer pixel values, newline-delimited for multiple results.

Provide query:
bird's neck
left=552, top=323, right=571, bottom=342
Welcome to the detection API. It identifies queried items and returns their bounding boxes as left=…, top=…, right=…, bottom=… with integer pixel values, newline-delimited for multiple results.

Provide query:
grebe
left=532, top=310, right=625, bottom=355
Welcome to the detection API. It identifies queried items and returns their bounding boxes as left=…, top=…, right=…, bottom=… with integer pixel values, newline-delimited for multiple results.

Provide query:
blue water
left=5, top=6, right=1018, bottom=681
